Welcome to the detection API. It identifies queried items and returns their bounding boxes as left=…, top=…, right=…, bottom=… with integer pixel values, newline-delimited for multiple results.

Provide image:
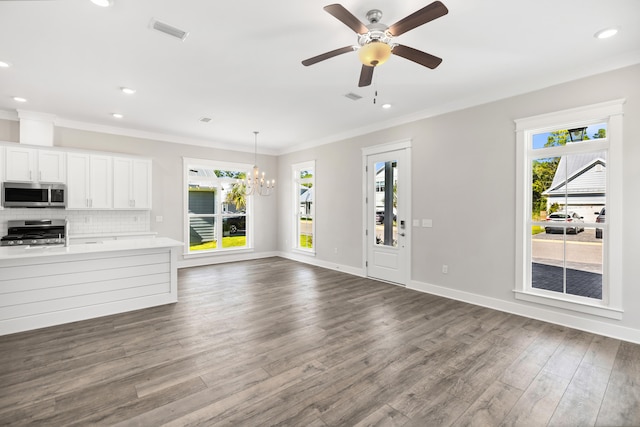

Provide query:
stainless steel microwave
left=1, top=182, right=67, bottom=208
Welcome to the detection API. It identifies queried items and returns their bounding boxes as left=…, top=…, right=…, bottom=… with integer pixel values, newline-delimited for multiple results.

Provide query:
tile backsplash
left=0, top=209, right=150, bottom=237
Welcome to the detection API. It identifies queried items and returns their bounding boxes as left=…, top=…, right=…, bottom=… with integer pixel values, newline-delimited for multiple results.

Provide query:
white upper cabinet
left=38, top=150, right=66, bottom=182
left=0, top=146, right=4, bottom=182
left=113, top=157, right=152, bottom=209
left=0, top=143, right=152, bottom=210
left=67, top=153, right=113, bottom=209
left=4, top=146, right=65, bottom=183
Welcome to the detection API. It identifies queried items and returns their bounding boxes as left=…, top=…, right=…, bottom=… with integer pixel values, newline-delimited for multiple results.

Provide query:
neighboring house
left=299, top=187, right=313, bottom=217
left=374, top=162, right=397, bottom=209
left=543, top=151, right=606, bottom=222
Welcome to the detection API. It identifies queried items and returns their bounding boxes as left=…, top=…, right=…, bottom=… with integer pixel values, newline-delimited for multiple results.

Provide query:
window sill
left=183, top=247, right=254, bottom=258
left=514, top=290, right=623, bottom=320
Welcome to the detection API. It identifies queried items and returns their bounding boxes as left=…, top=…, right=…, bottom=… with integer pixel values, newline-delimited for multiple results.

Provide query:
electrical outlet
left=334, top=247, right=338, bottom=254
left=442, top=264, right=448, bottom=274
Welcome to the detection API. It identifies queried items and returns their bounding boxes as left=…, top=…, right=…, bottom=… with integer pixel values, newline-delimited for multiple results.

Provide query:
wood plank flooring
left=1, top=257, right=639, bottom=426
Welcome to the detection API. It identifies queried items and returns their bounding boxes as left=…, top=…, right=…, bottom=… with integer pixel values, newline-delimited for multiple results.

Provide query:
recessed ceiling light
left=0, top=61, right=11, bottom=68
left=13, top=97, right=27, bottom=103
left=199, top=117, right=212, bottom=123
left=594, top=27, right=619, bottom=39
left=382, top=103, right=392, bottom=109
left=121, top=87, right=136, bottom=95
left=91, top=0, right=113, bottom=7
left=112, top=113, right=123, bottom=119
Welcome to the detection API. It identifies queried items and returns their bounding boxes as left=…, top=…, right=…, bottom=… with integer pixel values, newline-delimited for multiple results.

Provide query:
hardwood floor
left=1, top=257, right=639, bottom=426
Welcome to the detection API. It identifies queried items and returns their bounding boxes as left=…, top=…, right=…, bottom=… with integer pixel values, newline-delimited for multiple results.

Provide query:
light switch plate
left=422, top=219, right=433, bottom=228
left=413, top=219, right=420, bottom=227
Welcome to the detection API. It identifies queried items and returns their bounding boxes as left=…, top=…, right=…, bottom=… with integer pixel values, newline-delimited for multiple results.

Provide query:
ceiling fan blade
left=324, top=4, right=369, bottom=34
left=388, top=1, right=449, bottom=36
left=392, top=44, right=442, bottom=69
left=302, top=46, right=355, bottom=66
left=358, top=65, right=374, bottom=87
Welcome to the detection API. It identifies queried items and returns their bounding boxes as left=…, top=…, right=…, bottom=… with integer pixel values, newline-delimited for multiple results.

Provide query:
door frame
left=362, top=139, right=412, bottom=285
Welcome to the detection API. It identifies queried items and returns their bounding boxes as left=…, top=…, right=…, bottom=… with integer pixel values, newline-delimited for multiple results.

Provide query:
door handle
left=399, top=232, right=406, bottom=236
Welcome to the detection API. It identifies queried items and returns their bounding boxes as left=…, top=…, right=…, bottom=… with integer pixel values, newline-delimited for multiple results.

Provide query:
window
left=184, top=158, right=252, bottom=254
left=292, top=161, right=315, bottom=254
left=515, top=100, right=624, bottom=319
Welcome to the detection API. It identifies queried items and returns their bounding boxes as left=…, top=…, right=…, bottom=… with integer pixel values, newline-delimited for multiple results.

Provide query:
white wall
left=277, top=63, right=640, bottom=342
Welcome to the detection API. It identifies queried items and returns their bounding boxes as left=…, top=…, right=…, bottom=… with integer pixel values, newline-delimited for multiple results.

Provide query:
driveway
left=532, top=227, right=603, bottom=299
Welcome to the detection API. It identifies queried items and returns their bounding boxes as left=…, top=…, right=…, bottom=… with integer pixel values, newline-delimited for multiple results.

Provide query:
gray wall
left=277, top=63, right=640, bottom=336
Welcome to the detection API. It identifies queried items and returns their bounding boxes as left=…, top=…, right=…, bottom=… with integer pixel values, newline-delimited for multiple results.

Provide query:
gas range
left=1, top=219, right=67, bottom=246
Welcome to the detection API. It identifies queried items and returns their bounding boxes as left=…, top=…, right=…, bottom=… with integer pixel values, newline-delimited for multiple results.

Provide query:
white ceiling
left=1, top=0, right=639, bottom=154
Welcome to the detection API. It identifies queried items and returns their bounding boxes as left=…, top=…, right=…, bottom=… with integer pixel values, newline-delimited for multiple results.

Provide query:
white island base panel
left=0, top=238, right=183, bottom=336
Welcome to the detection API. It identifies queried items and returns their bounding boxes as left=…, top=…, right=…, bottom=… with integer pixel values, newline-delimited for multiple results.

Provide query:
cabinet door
left=0, top=146, right=4, bottom=182
left=132, top=159, right=152, bottom=209
left=5, top=147, right=35, bottom=181
left=113, top=157, right=133, bottom=208
left=38, top=150, right=65, bottom=182
left=66, top=153, right=90, bottom=208
left=90, top=155, right=113, bottom=209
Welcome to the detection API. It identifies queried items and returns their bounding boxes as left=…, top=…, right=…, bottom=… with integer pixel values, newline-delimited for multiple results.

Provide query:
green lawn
left=300, top=234, right=313, bottom=249
left=190, top=236, right=246, bottom=251
left=532, top=225, right=545, bottom=235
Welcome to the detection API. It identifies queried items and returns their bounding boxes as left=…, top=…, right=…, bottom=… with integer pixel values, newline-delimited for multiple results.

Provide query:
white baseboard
left=178, top=251, right=280, bottom=269
left=409, top=279, right=640, bottom=345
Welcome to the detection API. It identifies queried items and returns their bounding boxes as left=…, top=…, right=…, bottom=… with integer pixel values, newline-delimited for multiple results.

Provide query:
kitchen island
left=0, top=237, right=183, bottom=336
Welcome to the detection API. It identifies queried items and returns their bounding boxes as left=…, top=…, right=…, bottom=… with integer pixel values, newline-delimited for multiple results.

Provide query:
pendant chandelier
left=240, top=131, right=275, bottom=196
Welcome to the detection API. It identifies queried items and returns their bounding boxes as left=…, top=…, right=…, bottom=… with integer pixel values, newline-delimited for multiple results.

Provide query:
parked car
left=545, top=211, right=584, bottom=234
left=594, top=207, right=605, bottom=239
left=375, top=209, right=397, bottom=224
left=224, top=216, right=246, bottom=235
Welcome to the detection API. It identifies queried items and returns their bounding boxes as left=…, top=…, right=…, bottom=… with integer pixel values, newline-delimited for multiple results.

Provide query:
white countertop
left=69, top=231, right=158, bottom=239
left=0, top=237, right=184, bottom=261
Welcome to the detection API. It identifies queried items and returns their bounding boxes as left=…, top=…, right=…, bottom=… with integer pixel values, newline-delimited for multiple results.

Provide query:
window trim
left=514, top=99, right=624, bottom=319
left=183, top=157, right=254, bottom=256
left=292, top=160, right=315, bottom=255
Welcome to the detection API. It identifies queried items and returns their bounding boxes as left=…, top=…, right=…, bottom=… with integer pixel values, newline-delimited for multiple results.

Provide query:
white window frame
left=514, top=100, right=624, bottom=319
left=183, top=157, right=254, bottom=257
left=292, top=160, right=315, bottom=255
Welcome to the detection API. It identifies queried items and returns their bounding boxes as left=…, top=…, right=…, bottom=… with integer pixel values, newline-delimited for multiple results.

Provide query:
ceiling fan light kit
left=302, top=1, right=448, bottom=87
left=358, top=41, right=392, bottom=67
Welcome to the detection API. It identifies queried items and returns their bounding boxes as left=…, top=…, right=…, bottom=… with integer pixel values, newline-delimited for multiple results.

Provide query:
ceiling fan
left=302, top=2, right=448, bottom=87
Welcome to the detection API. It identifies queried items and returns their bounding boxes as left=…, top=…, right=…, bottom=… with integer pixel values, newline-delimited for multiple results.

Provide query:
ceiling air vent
left=344, top=92, right=362, bottom=101
left=150, top=18, right=189, bottom=41
left=199, top=117, right=212, bottom=123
